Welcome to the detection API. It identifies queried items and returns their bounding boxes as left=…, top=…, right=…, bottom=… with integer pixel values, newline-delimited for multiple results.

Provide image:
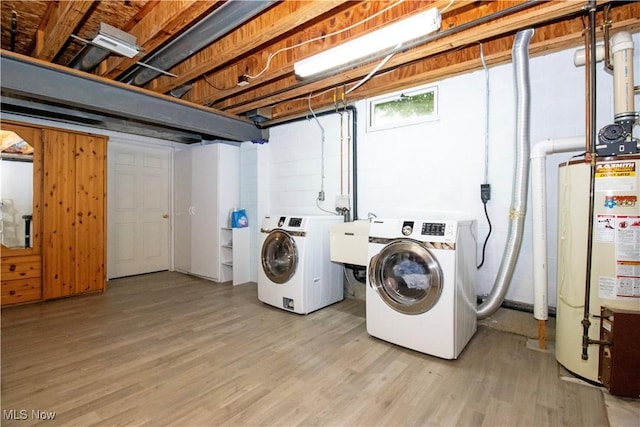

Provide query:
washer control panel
left=421, top=222, right=447, bottom=236
left=288, top=217, right=303, bottom=227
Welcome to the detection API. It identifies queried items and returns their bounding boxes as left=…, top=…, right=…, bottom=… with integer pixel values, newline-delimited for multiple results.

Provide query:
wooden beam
left=257, top=11, right=640, bottom=120
left=184, top=0, right=467, bottom=106
left=215, top=0, right=583, bottom=113
left=147, top=0, right=353, bottom=95
left=34, top=1, right=94, bottom=61
left=217, top=0, right=638, bottom=118
left=99, top=1, right=219, bottom=79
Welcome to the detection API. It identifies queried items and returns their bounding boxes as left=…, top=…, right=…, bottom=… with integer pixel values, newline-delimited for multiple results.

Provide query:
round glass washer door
left=261, top=230, right=298, bottom=284
left=368, top=239, right=443, bottom=315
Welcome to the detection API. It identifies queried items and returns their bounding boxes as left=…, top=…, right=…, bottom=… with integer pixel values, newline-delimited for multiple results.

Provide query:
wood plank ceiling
left=1, top=0, right=639, bottom=126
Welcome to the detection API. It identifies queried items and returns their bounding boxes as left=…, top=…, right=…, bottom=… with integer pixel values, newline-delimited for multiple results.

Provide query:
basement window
left=368, top=84, right=438, bottom=131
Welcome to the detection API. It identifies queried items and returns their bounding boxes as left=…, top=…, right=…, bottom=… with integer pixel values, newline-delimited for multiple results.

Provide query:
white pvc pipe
left=610, top=31, right=635, bottom=117
left=573, top=44, right=605, bottom=67
left=530, top=137, right=585, bottom=320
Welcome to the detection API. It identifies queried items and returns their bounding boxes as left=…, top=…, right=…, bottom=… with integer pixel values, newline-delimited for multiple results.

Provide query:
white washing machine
left=366, top=217, right=477, bottom=359
left=258, top=215, right=343, bottom=314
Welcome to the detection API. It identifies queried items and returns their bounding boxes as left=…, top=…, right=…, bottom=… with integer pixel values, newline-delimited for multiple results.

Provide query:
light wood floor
left=2, top=271, right=609, bottom=426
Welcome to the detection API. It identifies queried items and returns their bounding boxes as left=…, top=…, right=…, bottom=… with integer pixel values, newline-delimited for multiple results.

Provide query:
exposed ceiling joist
left=34, top=0, right=94, bottom=61
left=100, top=1, right=220, bottom=80
left=1, top=0, right=638, bottom=131
left=148, top=0, right=351, bottom=95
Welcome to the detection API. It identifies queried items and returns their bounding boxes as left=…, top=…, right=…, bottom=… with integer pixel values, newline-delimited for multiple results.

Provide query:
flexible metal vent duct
left=68, top=45, right=111, bottom=72
left=477, top=28, right=534, bottom=319
left=119, top=0, right=276, bottom=87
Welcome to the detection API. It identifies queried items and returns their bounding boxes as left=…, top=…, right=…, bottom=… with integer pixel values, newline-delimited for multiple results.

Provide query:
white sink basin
left=329, top=220, right=371, bottom=267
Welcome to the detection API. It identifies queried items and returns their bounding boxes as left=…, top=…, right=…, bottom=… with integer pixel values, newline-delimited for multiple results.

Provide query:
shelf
left=219, top=227, right=250, bottom=286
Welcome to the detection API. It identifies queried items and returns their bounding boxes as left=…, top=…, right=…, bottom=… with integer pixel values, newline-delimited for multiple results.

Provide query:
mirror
left=1, top=130, right=35, bottom=249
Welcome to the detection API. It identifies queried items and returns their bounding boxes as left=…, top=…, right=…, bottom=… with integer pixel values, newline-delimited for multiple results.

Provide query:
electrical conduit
left=477, top=28, right=534, bottom=319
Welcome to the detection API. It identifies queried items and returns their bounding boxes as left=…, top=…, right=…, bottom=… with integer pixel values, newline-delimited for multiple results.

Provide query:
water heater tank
left=556, top=156, right=640, bottom=383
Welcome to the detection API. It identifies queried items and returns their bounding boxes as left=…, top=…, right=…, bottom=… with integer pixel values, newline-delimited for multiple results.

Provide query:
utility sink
left=329, top=220, right=371, bottom=267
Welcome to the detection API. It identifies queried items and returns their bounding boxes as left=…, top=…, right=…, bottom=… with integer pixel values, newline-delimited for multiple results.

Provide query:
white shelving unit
left=220, top=227, right=250, bottom=286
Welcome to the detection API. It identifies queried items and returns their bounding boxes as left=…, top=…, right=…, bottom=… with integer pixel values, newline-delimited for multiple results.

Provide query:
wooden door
left=75, top=135, right=106, bottom=293
left=43, top=129, right=106, bottom=299
left=108, top=142, right=170, bottom=279
left=43, top=129, right=76, bottom=299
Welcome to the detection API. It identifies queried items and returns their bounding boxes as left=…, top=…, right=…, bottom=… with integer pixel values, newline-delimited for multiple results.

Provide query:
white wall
left=242, top=32, right=640, bottom=306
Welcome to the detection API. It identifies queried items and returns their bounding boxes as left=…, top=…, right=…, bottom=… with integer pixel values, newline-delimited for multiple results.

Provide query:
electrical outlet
left=318, top=191, right=325, bottom=201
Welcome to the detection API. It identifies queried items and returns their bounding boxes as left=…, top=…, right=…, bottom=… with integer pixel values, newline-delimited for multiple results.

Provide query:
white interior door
left=108, top=141, right=171, bottom=279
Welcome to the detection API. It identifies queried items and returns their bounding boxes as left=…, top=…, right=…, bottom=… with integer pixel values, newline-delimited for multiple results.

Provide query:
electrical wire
left=479, top=42, right=490, bottom=185
left=244, top=0, right=406, bottom=80
left=203, top=74, right=236, bottom=91
left=347, top=105, right=352, bottom=195
left=477, top=41, right=492, bottom=269
left=345, top=50, right=396, bottom=95
left=308, top=93, right=325, bottom=196
left=476, top=201, right=492, bottom=269
left=308, top=94, right=338, bottom=215
left=440, top=0, right=455, bottom=14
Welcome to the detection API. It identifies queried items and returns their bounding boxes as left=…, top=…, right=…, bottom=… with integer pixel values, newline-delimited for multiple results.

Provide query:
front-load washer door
left=261, top=230, right=298, bottom=284
left=368, top=239, right=443, bottom=315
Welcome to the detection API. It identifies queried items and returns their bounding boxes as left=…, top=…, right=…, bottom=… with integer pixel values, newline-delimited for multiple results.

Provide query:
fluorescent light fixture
left=294, top=8, right=441, bottom=78
left=92, top=22, right=140, bottom=58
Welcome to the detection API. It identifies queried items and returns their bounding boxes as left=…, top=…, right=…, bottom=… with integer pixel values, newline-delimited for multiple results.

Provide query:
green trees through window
left=369, top=86, right=438, bottom=130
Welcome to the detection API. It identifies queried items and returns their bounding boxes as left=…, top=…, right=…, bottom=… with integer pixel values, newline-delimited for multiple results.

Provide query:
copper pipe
left=581, top=0, right=598, bottom=362
left=602, top=5, right=614, bottom=72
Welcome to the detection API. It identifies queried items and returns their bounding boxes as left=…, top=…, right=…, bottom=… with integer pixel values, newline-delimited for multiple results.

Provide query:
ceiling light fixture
left=294, top=8, right=441, bottom=79
left=91, top=23, right=139, bottom=58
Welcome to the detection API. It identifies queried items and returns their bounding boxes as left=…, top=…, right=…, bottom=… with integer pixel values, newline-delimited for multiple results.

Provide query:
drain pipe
left=477, top=28, right=534, bottom=319
left=531, top=137, right=584, bottom=349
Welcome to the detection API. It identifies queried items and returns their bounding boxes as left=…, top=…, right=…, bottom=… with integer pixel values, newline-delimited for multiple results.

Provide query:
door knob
left=162, top=214, right=169, bottom=219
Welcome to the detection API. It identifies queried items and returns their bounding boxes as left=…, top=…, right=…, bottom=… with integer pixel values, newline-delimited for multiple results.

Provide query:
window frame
left=367, top=84, right=439, bottom=132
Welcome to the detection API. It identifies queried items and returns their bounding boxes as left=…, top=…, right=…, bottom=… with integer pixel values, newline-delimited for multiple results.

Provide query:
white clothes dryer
left=258, top=215, right=343, bottom=314
left=366, top=217, right=477, bottom=359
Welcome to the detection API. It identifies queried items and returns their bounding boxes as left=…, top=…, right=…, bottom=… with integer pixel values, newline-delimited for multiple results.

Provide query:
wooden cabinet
left=1, top=121, right=43, bottom=306
left=42, top=128, right=107, bottom=299
left=1, top=120, right=107, bottom=306
left=174, top=143, right=240, bottom=282
left=1, top=255, right=42, bottom=304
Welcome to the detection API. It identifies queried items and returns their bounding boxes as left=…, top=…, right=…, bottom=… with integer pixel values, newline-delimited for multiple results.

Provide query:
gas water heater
left=556, top=31, right=639, bottom=397
left=556, top=157, right=640, bottom=387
